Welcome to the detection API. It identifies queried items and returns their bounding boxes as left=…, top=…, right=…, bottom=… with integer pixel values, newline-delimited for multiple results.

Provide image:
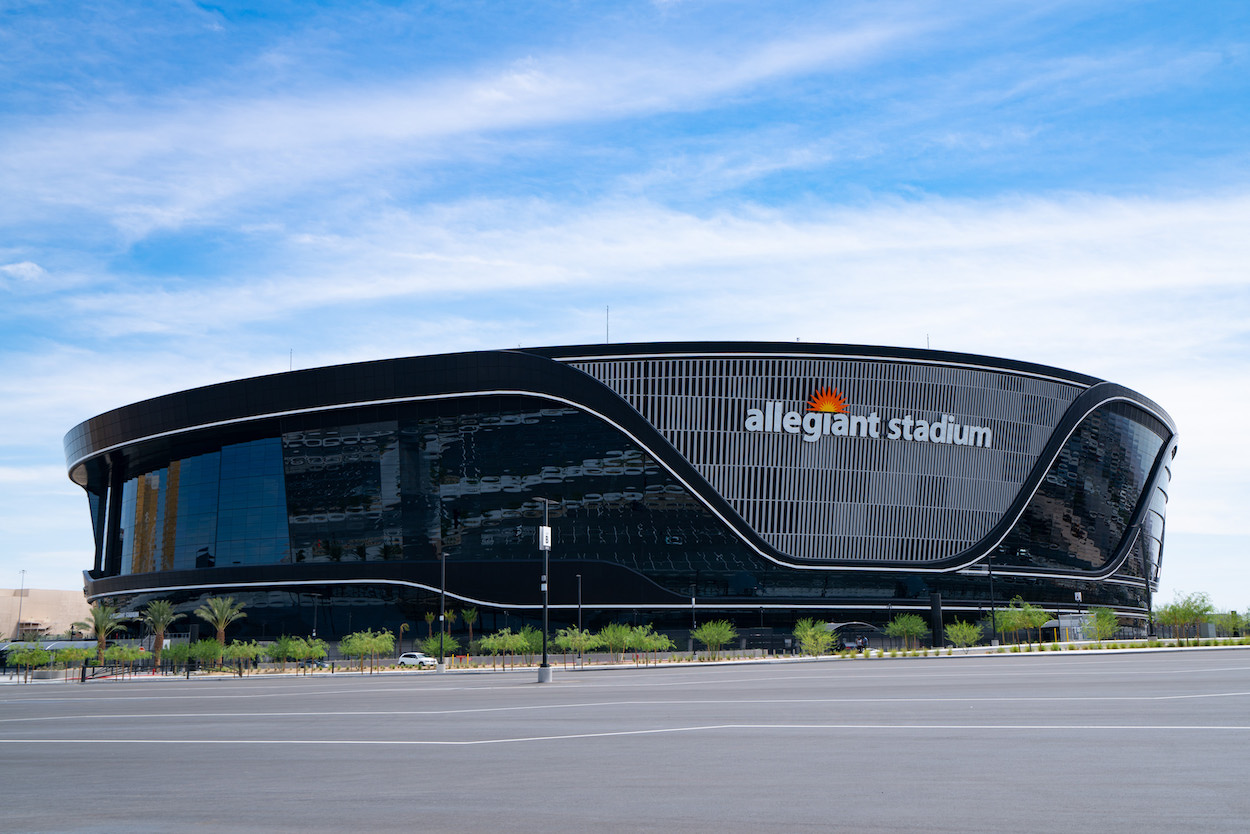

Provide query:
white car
left=398, top=651, right=437, bottom=668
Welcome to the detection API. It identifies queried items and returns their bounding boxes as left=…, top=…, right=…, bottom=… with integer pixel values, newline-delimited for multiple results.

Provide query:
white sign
left=538, top=525, right=552, bottom=551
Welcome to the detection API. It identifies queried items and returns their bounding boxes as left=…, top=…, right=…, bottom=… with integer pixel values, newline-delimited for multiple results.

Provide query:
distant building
left=1, top=588, right=92, bottom=640
left=64, top=342, right=1176, bottom=640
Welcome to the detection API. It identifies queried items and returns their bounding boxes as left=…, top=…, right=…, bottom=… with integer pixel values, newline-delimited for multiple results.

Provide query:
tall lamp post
left=987, top=548, right=1000, bottom=646
left=575, top=573, right=583, bottom=661
left=438, top=542, right=447, bottom=672
left=15, top=569, right=26, bottom=641
left=537, top=497, right=554, bottom=683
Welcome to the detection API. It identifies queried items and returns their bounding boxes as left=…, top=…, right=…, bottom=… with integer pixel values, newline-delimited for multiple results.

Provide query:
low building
left=2, top=588, right=92, bottom=640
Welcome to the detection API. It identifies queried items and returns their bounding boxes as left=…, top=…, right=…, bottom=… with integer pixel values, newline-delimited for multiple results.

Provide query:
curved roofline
left=65, top=341, right=1174, bottom=486
left=67, top=340, right=1109, bottom=444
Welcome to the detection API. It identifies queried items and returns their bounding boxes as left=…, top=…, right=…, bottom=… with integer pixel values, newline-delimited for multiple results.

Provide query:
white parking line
left=4, top=722, right=1250, bottom=747
left=6, top=689, right=1250, bottom=726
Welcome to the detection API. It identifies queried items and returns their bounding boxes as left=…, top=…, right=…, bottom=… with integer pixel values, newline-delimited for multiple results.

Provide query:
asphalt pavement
left=3, top=649, right=1248, bottom=833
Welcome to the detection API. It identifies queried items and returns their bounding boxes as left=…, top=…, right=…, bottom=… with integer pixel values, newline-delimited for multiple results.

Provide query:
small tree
left=1214, top=610, right=1245, bottom=639
left=1180, top=592, right=1215, bottom=643
left=340, top=629, right=395, bottom=673
left=995, top=598, right=1047, bottom=645
left=301, top=637, right=329, bottom=671
left=1089, top=607, right=1119, bottom=644
left=501, top=629, right=529, bottom=665
left=480, top=628, right=525, bottom=668
left=266, top=635, right=298, bottom=671
left=884, top=614, right=929, bottom=650
left=692, top=620, right=737, bottom=659
left=597, top=622, right=634, bottom=662
left=55, top=646, right=92, bottom=677
left=945, top=620, right=982, bottom=652
left=424, top=611, right=436, bottom=638
left=104, top=644, right=147, bottom=677
left=793, top=618, right=835, bottom=656
left=190, top=638, right=224, bottom=668
left=478, top=631, right=503, bottom=668
left=162, top=642, right=192, bottom=669
left=223, top=640, right=263, bottom=673
left=630, top=624, right=675, bottom=664
left=517, top=625, right=543, bottom=665
left=554, top=627, right=601, bottom=663
left=1015, top=600, right=1051, bottom=646
left=9, top=645, right=52, bottom=682
left=139, top=599, right=184, bottom=670
left=194, top=596, right=247, bottom=646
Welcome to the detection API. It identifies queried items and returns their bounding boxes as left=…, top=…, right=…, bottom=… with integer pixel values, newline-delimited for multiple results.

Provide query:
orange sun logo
left=806, top=387, right=847, bottom=413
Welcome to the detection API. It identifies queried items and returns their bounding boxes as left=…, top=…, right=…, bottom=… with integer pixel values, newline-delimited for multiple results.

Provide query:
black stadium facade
left=65, top=343, right=1177, bottom=641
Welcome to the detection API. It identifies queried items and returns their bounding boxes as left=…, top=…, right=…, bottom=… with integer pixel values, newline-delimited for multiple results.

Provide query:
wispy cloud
left=0, top=21, right=921, bottom=239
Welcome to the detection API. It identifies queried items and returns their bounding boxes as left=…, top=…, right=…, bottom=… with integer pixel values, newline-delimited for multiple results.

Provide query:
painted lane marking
left=4, top=723, right=1250, bottom=747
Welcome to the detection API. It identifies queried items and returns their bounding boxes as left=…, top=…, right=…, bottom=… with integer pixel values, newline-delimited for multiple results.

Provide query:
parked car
left=398, top=651, right=437, bottom=668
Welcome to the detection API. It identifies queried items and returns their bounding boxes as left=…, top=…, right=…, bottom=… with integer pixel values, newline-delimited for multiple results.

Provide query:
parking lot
left=3, top=649, right=1249, bottom=833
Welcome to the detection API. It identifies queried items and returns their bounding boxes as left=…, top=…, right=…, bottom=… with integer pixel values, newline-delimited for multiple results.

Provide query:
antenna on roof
left=606, top=305, right=610, bottom=343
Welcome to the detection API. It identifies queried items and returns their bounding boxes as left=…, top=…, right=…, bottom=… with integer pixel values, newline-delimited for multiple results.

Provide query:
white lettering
left=801, top=412, right=823, bottom=442
left=743, top=403, right=992, bottom=450
left=967, top=426, right=993, bottom=448
left=831, top=413, right=849, bottom=436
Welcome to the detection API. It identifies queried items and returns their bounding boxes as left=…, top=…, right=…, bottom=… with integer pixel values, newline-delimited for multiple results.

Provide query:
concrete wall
left=1, top=588, right=92, bottom=640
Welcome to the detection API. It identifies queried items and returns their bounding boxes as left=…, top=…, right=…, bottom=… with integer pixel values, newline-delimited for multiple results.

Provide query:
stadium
left=64, top=342, right=1177, bottom=642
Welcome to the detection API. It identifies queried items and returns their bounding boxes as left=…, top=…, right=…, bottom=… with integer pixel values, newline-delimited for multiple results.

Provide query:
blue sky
left=2, top=0, right=1247, bottom=610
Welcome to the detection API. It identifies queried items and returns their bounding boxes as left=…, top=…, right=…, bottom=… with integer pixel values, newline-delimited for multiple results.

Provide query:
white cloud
left=0, top=261, right=47, bottom=283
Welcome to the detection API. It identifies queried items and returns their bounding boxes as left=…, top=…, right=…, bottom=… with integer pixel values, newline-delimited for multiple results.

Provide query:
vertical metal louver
left=569, top=354, right=1083, bottom=563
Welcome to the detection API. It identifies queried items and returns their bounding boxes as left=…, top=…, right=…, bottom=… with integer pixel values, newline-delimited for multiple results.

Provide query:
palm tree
left=73, top=602, right=129, bottom=664
left=444, top=608, right=458, bottom=635
left=461, top=607, right=478, bottom=649
left=140, top=600, right=184, bottom=670
left=424, top=610, right=436, bottom=638
left=194, top=596, right=247, bottom=645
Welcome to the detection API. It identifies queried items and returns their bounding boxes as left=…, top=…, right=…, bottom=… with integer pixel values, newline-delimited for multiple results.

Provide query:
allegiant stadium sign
left=744, top=387, right=994, bottom=448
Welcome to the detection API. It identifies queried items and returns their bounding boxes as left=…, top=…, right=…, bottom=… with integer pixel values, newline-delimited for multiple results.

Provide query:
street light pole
left=576, top=573, right=583, bottom=661
left=15, top=569, right=26, bottom=641
left=438, top=542, right=446, bottom=671
left=537, top=497, right=553, bottom=683
left=988, top=548, right=999, bottom=646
